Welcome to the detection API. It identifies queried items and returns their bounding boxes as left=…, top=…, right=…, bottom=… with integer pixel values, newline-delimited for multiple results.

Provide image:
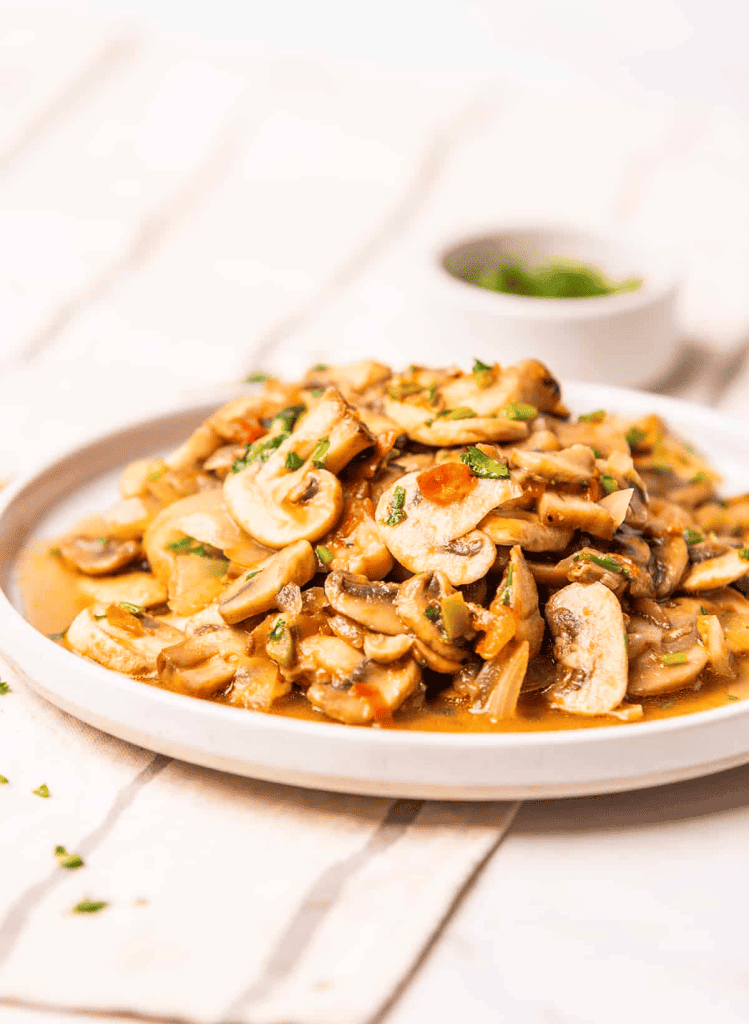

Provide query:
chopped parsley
left=501, top=562, right=514, bottom=606
left=316, top=545, right=334, bottom=565
left=739, top=548, right=749, bottom=562
left=119, top=602, right=143, bottom=616
left=472, top=358, right=494, bottom=388
left=269, top=618, right=286, bottom=642
left=424, top=606, right=441, bottom=621
left=700, top=605, right=709, bottom=615
left=309, top=388, right=325, bottom=399
left=460, top=446, right=510, bottom=480
left=72, top=899, right=108, bottom=914
left=573, top=552, right=630, bottom=577
left=600, top=475, right=618, bottom=495
left=49, top=632, right=65, bottom=642
left=578, top=410, right=606, bottom=423
left=97, top=537, right=109, bottom=546
left=165, top=537, right=226, bottom=561
left=147, top=462, right=167, bottom=482
left=500, top=401, right=537, bottom=421
left=428, top=382, right=439, bottom=406
left=683, top=528, right=704, bottom=546
left=49, top=547, right=62, bottom=558
left=55, top=846, right=84, bottom=870
left=33, top=784, right=50, bottom=798
left=244, top=372, right=272, bottom=383
left=231, top=431, right=289, bottom=473
left=591, top=447, right=603, bottom=459
left=285, top=451, right=304, bottom=471
left=727, top=694, right=740, bottom=702
left=309, top=437, right=330, bottom=468
left=383, top=486, right=407, bottom=526
left=166, top=536, right=194, bottom=553
left=387, top=381, right=423, bottom=401
left=435, top=407, right=477, bottom=421
left=690, top=470, right=711, bottom=485
left=311, top=363, right=328, bottom=371
left=273, top=404, right=306, bottom=432
left=0, top=681, right=10, bottom=695
left=0, top=776, right=8, bottom=785
left=625, top=426, right=646, bottom=447
left=659, top=652, right=688, bottom=667
left=244, top=569, right=262, bottom=581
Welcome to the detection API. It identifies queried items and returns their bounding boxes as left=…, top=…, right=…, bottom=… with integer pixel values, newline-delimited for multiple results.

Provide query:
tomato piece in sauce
left=417, top=462, right=477, bottom=506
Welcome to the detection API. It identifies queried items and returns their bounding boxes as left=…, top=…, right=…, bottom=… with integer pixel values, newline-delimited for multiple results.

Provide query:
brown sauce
left=17, top=541, right=746, bottom=733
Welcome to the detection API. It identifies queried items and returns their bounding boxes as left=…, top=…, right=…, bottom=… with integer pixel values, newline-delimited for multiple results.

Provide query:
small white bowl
left=426, top=224, right=681, bottom=387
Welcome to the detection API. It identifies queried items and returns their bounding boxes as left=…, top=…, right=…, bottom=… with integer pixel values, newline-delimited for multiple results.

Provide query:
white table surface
left=2, top=15, right=749, bottom=1024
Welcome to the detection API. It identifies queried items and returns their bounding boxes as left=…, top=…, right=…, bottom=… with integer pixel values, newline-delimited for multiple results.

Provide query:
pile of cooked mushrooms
left=52, top=358, right=749, bottom=727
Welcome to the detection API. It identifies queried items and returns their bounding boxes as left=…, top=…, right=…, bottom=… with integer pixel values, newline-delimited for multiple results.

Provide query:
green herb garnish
left=245, top=372, right=272, bottom=383
left=387, top=381, right=423, bottom=401
left=573, top=552, right=630, bottom=577
left=309, top=388, right=325, bottom=398
left=499, top=401, right=537, bottom=421
left=166, top=536, right=194, bottom=553
left=460, top=446, right=510, bottom=480
left=501, top=562, right=514, bottom=606
left=690, top=470, right=711, bottom=485
left=244, top=569, right=262, bottom=581
left=428, top=382, right=439, bottom=406
left=231, top=431, right=289, bottom=473
left=727, top=694, right=740, bottom=702
left=578, top=410, right=606, bottom=424
left=472, top=358, right=491, bottom=373
left=591, top=447, right=603, bottom=459
left=285, top=451, right=304, bottom=471
left=436, top=407, right=477, bottom=421
left=33, top=784, right=50, bottom=798
left=311, top=363, right=328, bottom=371
left=269, top=618, right=286, bottom=642
left=72, top=899, right=108, bottom=914
left=475, top=259, right=642, bottom=299
left=659, top=652, right=688, bottom=666
left=119, top=602, right=143, bottom=615
left=0, top=681, right=10, bottom=695
left=600, top=475, right=618, bottom=495
left=273, top=404, right=306, bottom=432
left=424, top=606, right=441, bottom=621
left=383, top=486, right=407, bottom=526
left=309, top=437, right=330, bottom=468
left=316, top=545, right=334, bottom=565
left=683, top=529, right=704, bottom=546
left=472, top=359, right=494, bottom=388
left=739, top=548, right=749, bottom=562
left=49, top=547, right=62, bottom=558
left=55, top=846, right=84, bottom=869
left=0, top=775, right=8, bottom=784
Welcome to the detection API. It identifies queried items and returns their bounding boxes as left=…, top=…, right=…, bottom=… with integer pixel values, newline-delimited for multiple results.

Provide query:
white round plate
left=2, top=383, right=749, bottom=801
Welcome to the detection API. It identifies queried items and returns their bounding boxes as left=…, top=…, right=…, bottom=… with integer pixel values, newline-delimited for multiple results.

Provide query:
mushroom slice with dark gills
left=376, top=467, right=521, bottom=586
left=59, top=535, right=142, bottom=576
left=681, top=548, right=749, bottom=593
left=67, top=605, right=184, bottom=677
left=650, top=534, right=689, bottom=598
left=157, top=625, right=249, bottom=698
left=395, top=571, right=471, bottom=673
left=554, top=547, right=650, bottom=599
left=626, top=596, right=708, bottom=696
left=228, top=656, right=291, bottom=711
left=472, top=546, right=545, bottom=660
left=219, top=540, right=317, bottom=624
left=545, top=582, right=628, bottom=715
left=324, top=571, right=402, bottom=635
left=224, top=387, right=373, bottom=548
left=296, top=635, right=422, bottom=725
left=317, top=480, right=394, bottom=580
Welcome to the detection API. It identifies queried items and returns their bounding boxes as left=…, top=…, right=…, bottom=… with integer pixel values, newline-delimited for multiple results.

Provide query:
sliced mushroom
left=166, top=423, right=222, bottom=472
left=324, top=570, right=402, bottom=634
left=545, top=582, right=628, bottom=715
left=328, top=614, right=367, bottom=648
left=304, top=360, right=391, bottom=394
left=490, top=546, right=545, bottom=658
left=318, top=481, right=394, bottom=579
left=67, top=605, right=184, bottom=677
left=76, top=572, right=167, bottom=609
left=228, top=656, right=291, bottom=711
left=439, top=359, right=563, bottom=418
left=681, top=549, right=749, bottom=592
left=537, top=492, right=615, bottom=540
left=554, top=547, right=649, bottom=599
left=479, top=510, right=573, bottom=552
left=376, top=470, right=521, bottom=585
left=511, top=444, right=595, bottom=484
left=59, top=536, right=141, bottom=576
left=395, top=572, right=470, bottom=672
left=651, top=534, right=689, bottom=598
left=628, top=646, right=709, bottom=696
left=219, top=540, right=317, bottom=624
left=362, top=633, right=413, bottom=663
left=157, top=625, right=248, bottom=697
left=407, top=416, right=530, bottom=448
left=305, top=649, right=421, bottom=725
